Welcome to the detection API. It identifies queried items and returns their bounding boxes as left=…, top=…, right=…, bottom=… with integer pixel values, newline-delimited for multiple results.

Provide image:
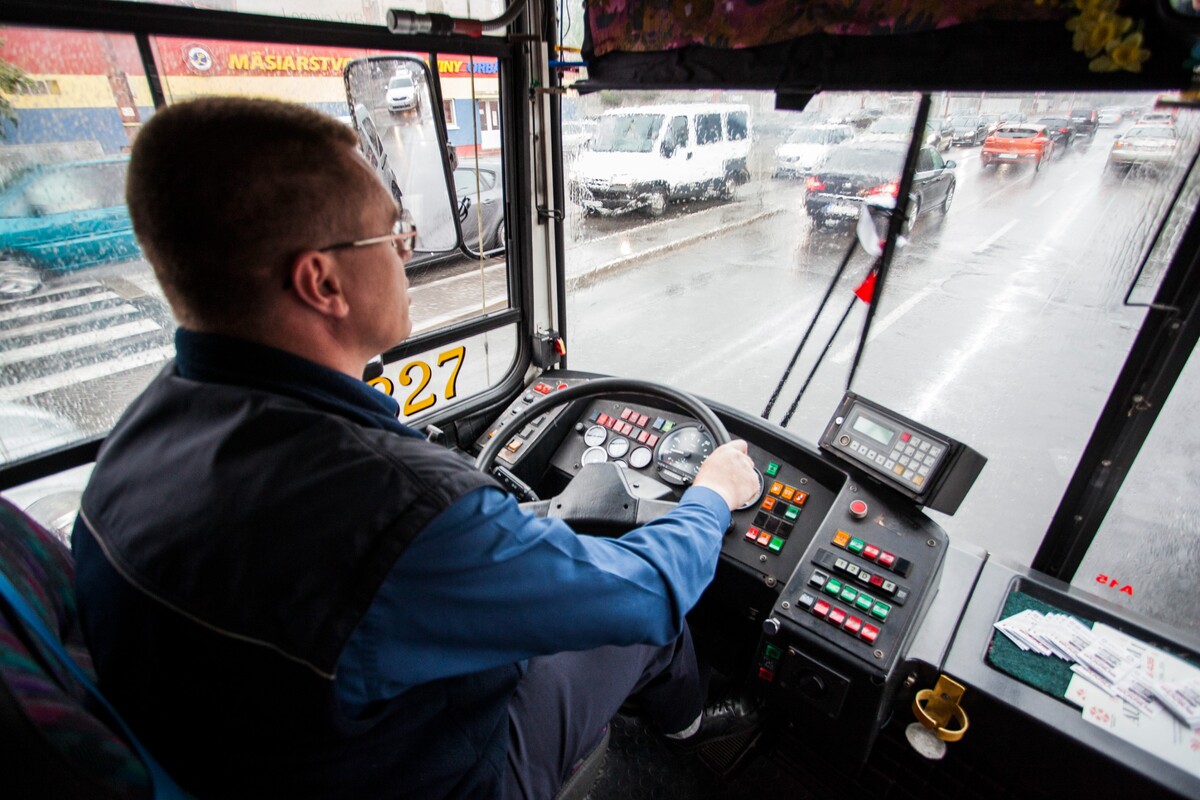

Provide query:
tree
left=0, top=42, right=31, bottom=138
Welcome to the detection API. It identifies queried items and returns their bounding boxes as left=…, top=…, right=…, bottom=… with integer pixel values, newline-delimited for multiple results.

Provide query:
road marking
left=828, top=283, right=941, bottom=365
left=1033, top=190, right=1058, bottom=208
left=2, top=305, right=140, bottom=338
left=0, top=290, right=123, bottom=323
left=0, top=344, right=175, bottom=402
left=0, top=319, right=160, bottom=366
left=0, top=281, right=104, bottom=309
left=972, top=218, right=1020, bottom=253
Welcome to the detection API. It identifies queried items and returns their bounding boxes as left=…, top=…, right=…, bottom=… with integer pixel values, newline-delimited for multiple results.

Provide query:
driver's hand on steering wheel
left=692, top=440, right=759, bottom=511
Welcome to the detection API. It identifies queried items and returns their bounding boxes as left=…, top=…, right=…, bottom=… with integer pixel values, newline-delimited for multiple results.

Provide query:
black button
left=753, top=511, right=769, bottom=527
left=892, top=557, right=913, bottom=578
left=764, top=517, right=781, bottom=534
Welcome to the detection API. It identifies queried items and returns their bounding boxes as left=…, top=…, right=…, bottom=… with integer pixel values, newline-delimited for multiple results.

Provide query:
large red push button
left=849, top=499, right=868, bottom=519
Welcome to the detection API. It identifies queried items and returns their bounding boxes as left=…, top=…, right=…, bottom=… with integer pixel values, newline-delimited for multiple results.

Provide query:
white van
left=568, top=103, right=752, bottom=216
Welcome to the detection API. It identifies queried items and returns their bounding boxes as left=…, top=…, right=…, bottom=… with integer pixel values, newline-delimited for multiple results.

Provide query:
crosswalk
left=0, top=280, right=174, bottom=403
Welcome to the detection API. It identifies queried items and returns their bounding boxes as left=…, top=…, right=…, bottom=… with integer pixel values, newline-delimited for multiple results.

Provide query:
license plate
left=998, top=153, right=1018, bottom=159
left=829, top=203, right=859, bottom=217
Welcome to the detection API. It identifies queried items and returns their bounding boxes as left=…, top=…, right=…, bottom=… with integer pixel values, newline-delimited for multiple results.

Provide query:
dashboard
left=473, top=370, right=952, bottom=755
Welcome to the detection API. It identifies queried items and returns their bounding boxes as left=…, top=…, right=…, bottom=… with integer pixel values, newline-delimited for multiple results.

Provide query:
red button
left=646, top=434, right=659, bottom=447
left=620, top=408, right=632, bottom=420
left=597, top=414, right=609, bottom=426
left=637, top=431, right=649, bottom=443
left=556, top=382, right=569, bottom=391
left=900, top=432, right=911, bottom=443
left=637, top=414, right=649, bottom=427
left=757, top=667, right=775, bottom=683
left=849, top=499, right=868, bottom=519
left=745, top=527, right=760, bottom=541
left=844, top=616, right=863, bottom=634
left=813, top=600, right=830, bottom=618
left=535, top=383, right=552, bottom=394
left=870, top=575, right=884, bottom=587
left=621, top=422, right=634, bottom=436
left=877, top=551, right=896, bottom=568
left=828, top=608, right=847, bottom=626
left=860, top=624, right=879, bottom=643
left=863, top=545, right=880, bottom=560
left=604, top=417, right=616, bottom=428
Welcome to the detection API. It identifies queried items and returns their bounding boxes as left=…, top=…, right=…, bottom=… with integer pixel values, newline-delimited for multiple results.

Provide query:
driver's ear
left=288, top=250, right=350, bottom=319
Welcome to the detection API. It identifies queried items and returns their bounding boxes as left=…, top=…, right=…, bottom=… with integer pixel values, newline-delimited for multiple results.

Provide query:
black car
left=804, top=141, right=956, bottom=227
left=947, top=115, right=989, bottom=146
left=1068, top=108, right=1098, bottom=147
left=1037, top=117, right=1076, bottom=153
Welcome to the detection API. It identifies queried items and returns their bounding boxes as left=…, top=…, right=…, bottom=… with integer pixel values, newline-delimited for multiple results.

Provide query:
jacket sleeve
left=336, top=485, right=729, bottom=707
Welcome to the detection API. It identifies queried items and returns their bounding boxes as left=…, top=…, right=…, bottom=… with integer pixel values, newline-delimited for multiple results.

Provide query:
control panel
left=819, top=392, right=986, bottom=514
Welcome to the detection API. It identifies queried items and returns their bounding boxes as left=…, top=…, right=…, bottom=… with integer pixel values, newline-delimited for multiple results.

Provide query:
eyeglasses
left=317, top=210, right=418, bottom=256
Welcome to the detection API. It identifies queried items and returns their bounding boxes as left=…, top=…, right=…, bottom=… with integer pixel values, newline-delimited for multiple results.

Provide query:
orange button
left=781, top=486, right=795, bottom=501
left=833, top=530, right=851, bottom=548
left=792, top=491, right=808, bottom=506
left=769, top=482, right=784, bottom=496
left=760, top=497, right=777, bottom=511
left=756, top=531, right=772, bottom=546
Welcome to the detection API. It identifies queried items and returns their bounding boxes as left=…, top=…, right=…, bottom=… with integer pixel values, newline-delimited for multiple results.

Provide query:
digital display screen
left=852, top=415, right=895, bottom=447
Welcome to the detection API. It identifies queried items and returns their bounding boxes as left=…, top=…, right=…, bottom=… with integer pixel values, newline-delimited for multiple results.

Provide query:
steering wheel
left=475, top=377, right=731, bottom=535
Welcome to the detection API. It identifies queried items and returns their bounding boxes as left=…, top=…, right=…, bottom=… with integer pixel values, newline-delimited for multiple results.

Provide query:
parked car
left=561, top=119, right=598, bottom=155
left=455, top=162, right=505, bottom=251
left=1106, top=125, right=1179, bottom=173
left=569, top=103, right=752, bottom=216
left=947, top=115, right=990, bottom=146
left=773, top=124, right=855, bottom=178
left=1098, top=107, right=1124, bottom=126
left=0, top=157, right=138, bottom=298
left=385, top=73, right=419, bottom=113
left=980, top=124, right=1054, bottom=170
left=803, top=141, right=956, bottom=227
left=1036, top=116, right=1077, bottom=152
left=1068, top=108, right=1099, bottom=146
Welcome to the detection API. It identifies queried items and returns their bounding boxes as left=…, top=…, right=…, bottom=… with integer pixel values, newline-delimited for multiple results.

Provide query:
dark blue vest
left=74, top=365, right=510, bottom=799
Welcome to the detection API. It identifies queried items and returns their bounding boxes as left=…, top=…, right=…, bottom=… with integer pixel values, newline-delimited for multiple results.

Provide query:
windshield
left=1122, top=126, right=1174, bottom=139
left=785, top=128, right=832, bottom=144
left=388, top=76, right=413, bottom=89
left=820, top=146, right=903, bottom=174
left=563, top=89, right=1200, bottom=637
left=867, top=118, right=911, bottom=135
left=994, top=127, right=1038, bottom=138
left=590, top=114, right=665, bottom=153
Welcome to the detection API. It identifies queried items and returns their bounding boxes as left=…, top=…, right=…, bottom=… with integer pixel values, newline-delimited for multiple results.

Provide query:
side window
left=667, top=115, right=689, bottom=148
left=695, top=113, right=722, bottom=145
left=916, top=148, right=934, bottom=172
left=727, top=111, right=748, bottom=141
left=928, top=149, right=945, bottom=170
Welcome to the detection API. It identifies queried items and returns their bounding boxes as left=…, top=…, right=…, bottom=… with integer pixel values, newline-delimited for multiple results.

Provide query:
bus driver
left=71, top=97, right=763, bottom=799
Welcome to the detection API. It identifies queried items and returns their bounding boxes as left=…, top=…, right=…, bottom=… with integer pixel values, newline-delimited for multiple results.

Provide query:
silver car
left=1106, top=125, right=1178, bottom=173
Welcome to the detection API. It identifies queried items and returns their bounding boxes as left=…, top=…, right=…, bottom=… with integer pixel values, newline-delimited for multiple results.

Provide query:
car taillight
left=984, top=136, right=995, bottom=144
left=805, top=176, right=826, bottom=191
left=1059, top=127, right=1070, bottom=134
left=867, top=182, right=899, bottom=198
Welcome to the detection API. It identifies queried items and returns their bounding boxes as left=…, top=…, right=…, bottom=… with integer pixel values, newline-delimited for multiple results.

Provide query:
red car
left=980, top=124, right=1054, bottom=170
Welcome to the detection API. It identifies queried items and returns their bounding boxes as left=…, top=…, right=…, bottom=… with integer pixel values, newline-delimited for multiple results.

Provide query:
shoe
left=666, top=694, right=764, bottom=753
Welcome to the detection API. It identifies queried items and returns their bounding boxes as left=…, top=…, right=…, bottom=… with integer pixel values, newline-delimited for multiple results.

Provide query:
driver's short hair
left=126, top=96, right=378, bottom=330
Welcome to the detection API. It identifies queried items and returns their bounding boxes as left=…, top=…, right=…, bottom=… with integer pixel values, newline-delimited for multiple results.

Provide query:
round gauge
left=735, top=470, right=766, bottom=511
left=607, top=437, right=630, bottom=458
left=583, top=425, right=607, bottom=447
left=581, top=446, right=608, bottom=465
left=628, top=446, right=653, bottom=469
left=655, top=425, right=716, bottom=485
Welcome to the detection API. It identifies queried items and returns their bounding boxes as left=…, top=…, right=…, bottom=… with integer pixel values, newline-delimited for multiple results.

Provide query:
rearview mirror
left=344, top=56, right=460, bottom=256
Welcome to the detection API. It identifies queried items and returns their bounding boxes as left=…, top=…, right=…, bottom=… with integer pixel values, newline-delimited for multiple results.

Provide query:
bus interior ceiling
left=1, top=0, right=1199, bottom=798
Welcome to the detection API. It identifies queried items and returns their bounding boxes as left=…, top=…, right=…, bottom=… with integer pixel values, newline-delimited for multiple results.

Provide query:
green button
left=871, top=602, right=891, bottom=621
left=825, top=578, right=842, bottom=595
left=855, top=594, right=874, bottom=611
left=848, top=538, right=865, bottom=554
left=839, top=586, right=858, bottom=603
left=764, top=644, right=781, bottom=660
left=784, top=505, right=800, bottom=520
left=768, top=537, right=784, bottom=553
left=765, top=462, right=780, bottom=477
left=661, top=420, right=675, bottom=432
